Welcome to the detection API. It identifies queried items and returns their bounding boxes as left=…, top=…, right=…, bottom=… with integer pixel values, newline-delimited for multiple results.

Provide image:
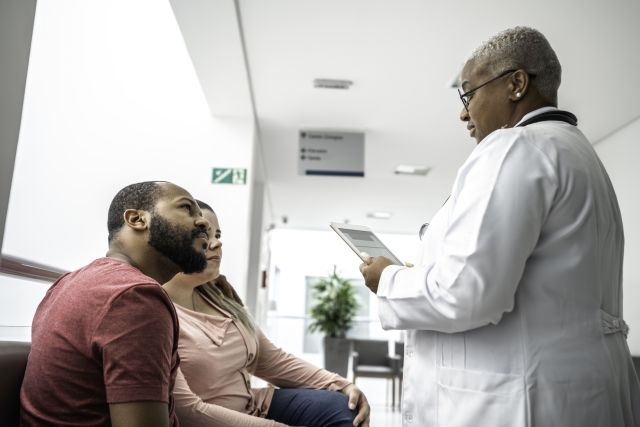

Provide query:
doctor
left=359, top=26, right=640, bottom=427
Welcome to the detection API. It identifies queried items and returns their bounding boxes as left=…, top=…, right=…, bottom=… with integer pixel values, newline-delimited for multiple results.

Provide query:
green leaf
left=307, top=266, right=359, bottom=338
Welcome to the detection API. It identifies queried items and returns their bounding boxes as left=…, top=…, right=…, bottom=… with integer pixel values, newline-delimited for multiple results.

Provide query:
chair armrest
left=387, top=354, right=402, bottom=373
left=351, top=351, right=360, bottom=368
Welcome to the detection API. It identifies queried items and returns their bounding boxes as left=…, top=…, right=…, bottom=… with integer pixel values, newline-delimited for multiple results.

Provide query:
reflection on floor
left=355, top=377, right=402, bottom=427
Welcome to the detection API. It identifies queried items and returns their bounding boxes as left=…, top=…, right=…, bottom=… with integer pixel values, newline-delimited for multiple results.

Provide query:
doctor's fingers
left=359, top=252, right=373, bottom=264
left=359, top=262, right=375, bottom=280
left=358, top=262, right=367, bottom=276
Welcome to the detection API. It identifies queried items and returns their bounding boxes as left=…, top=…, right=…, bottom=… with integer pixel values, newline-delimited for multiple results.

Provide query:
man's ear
left=123, top=209, right=149, bottom=232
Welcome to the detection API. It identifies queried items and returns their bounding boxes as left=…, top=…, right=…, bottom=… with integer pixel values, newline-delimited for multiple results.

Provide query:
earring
left=516, top=93, right=521, bottom=98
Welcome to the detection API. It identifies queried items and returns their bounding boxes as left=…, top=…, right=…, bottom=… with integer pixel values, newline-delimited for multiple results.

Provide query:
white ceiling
left=176, top=0, right=640, bottom=234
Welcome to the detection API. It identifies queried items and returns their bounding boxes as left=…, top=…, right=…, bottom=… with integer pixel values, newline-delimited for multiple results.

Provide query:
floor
left=355, top=377, right=402, bottom=427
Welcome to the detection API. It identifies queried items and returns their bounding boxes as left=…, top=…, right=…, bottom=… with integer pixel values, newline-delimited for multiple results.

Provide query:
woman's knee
left=268, top=388, right=355, bottom=427
left=308, top=390, right=356, bottom=425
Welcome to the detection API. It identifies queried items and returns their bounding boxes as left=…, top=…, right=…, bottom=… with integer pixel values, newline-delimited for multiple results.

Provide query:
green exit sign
left=212, top=168, right=247, bottom=185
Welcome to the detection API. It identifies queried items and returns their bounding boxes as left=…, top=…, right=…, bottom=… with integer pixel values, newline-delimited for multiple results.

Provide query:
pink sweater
left=173, top=298, right=350, bottom=426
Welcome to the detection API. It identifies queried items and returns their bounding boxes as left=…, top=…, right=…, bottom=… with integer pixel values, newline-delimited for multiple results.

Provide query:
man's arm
left=94, top=284, right=178, bottom=425
left=109, top=402, right=170, bottom=427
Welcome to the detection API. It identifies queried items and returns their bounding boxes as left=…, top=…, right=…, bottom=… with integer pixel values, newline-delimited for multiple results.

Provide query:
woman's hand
left=341, top=383, right=370, bottom=427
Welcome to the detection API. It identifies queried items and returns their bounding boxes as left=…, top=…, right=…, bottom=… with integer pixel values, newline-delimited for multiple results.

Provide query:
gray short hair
left=470, top=26, right=561, bottom=106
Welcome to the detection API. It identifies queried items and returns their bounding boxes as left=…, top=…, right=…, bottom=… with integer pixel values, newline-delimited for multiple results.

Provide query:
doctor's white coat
left=378, top=108, right=640, bottom=427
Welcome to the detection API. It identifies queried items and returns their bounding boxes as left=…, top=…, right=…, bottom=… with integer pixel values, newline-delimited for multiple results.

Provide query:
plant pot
left=323, top=336, right=351, bottom=377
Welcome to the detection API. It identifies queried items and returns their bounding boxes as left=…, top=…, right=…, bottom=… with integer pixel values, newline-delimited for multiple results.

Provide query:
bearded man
left=20, top=181, right=211, bottom=427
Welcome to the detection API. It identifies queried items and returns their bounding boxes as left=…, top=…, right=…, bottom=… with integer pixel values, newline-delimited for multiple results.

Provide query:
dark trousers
left=266, top=388, right=356, bottom=427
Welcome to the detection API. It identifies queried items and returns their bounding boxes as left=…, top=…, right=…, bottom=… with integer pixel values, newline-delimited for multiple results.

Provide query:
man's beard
left=148, top=213, right=207, bottom=274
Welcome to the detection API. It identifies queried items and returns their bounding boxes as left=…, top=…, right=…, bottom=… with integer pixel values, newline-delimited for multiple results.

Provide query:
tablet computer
left=330, top=222, right=403, bottom=265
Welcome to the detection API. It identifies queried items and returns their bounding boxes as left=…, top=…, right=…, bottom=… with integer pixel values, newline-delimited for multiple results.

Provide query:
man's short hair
left=107, top=181, right=164, bottom=243
left=470, top=26, right=561, bottom=106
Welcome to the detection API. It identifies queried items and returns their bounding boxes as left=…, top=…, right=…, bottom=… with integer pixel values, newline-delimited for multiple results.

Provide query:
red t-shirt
left=20, top=257, right=180, bottom=426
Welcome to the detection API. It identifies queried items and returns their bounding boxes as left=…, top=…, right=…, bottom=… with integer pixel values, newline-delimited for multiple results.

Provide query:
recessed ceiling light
left=367, top=211, right=392, bottom=220
left=394, top=164, right=431, bottom=176
left=313, top=78, right=353, bottom=90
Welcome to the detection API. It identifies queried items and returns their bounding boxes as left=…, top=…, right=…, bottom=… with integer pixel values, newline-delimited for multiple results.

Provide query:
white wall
left=265, top=228, right=417, bottom=361
left=0, top=274, right=49, bottom=341
left=1, top=0, right=257, bottom=338
left=595, top=118, right=640, bottom=355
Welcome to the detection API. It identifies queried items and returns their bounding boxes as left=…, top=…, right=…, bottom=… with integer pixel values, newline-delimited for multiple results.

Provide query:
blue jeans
left=266, top=388, right=356, bottom=427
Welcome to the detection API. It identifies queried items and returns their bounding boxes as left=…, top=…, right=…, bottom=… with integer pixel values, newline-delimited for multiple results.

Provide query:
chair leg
left=391, top=377, right=396, bottom=409
left=385, top=378, right=389, bottom=406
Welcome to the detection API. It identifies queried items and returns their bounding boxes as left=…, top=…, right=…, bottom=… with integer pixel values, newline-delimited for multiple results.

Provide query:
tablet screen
left=332, top=223, right=403, bottom=265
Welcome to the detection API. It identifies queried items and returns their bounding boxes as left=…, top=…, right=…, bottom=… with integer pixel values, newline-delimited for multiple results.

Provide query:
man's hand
left=341, top=383, right=370, bottom=427
left=359, top=255, right=395, bottom=294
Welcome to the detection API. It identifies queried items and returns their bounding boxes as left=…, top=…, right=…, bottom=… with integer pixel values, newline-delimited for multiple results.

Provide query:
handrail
left=0, top=253, right=67, bottom=282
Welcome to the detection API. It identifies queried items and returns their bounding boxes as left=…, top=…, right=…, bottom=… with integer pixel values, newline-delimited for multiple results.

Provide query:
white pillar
left=170, top=0, right=268, bottom=315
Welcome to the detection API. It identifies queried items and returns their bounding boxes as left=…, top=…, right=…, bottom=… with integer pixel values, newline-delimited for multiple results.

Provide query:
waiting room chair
left=0, top=341, right=31, bottom=427
left=351, top=339, right=401, bottom=408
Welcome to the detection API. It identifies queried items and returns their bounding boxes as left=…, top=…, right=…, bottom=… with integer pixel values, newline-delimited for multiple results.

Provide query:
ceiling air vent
left=394, top=164, right=431, bottom=176
left=367, top=211, right=392, bottom=220
left=313, top=78, right=353, bottom=90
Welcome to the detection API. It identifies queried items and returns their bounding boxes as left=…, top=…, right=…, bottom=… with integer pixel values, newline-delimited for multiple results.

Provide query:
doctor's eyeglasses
left=457, top=69, right=516, bottom=112
left=458, top=69, right=536, bottom=112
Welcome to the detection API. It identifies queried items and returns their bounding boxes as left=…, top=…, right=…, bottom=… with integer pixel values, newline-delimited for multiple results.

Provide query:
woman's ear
left=509, top=69, right=529, bottom=101
left=123, top=209, right=149, bottom=232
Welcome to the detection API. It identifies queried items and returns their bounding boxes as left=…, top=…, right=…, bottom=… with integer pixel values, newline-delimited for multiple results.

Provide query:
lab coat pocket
left=437, top=367, right=525, bottom=427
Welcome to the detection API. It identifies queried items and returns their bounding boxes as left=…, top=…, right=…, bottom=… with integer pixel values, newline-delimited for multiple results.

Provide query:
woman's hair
left=196, top=199, right=214, bottom=213
left=194, top=199, right=257, bottom=336
left=470, top=26, right=561, bottom=106
left=197, top=282, right=257, bottom=335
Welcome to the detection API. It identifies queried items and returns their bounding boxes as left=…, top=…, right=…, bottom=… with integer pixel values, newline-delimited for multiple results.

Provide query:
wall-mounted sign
left=212, top=168, right=247, bottom=185
left=298, top=130, right=364, bottom=177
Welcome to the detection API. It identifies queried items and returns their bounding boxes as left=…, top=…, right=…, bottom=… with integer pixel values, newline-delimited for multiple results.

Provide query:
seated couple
left=164, top=199, right=370, bottom=426
left=20, top=181, right=369, bottom=427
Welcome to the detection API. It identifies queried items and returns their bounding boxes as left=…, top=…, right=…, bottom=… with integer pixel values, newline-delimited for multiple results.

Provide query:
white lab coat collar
left=514, top=106, right=558, bottom=127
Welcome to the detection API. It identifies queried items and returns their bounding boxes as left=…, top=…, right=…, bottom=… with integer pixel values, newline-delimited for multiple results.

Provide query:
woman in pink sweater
left=163, top=200, right=370, bottom=427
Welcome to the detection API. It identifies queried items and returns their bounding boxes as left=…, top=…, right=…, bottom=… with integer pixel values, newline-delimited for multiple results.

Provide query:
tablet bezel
left=330, top=222, right=403, bottom=265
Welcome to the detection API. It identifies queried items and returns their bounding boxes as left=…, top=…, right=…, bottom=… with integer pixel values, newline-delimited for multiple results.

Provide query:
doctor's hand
left=359, top=255, right=395, bottom=294
left=340, top=383, right=370, bottom=426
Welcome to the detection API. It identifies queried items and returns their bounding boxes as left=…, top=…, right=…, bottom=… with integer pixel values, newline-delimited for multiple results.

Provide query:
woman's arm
left=253, top=328, right=350, bottom=390
left=173, top=367, right=288, bottom=427
left=254, top=330, right=370, bottom=425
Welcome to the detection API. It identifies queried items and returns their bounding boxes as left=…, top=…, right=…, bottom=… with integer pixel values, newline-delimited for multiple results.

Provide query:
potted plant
left=308, top=266, right=358, bottom=377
